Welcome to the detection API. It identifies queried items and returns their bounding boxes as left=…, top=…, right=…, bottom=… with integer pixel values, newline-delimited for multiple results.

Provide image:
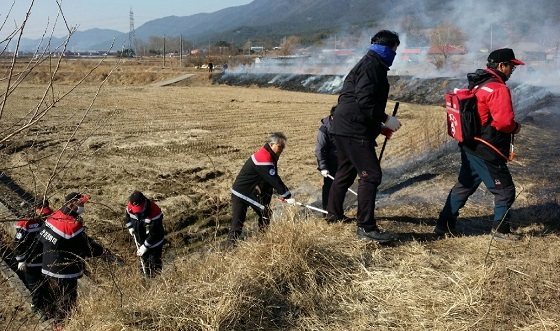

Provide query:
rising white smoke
left=228, top=0, right=559, bottom=90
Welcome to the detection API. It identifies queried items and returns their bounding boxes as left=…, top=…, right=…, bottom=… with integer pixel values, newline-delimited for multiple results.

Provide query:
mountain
left=14, top=0, right=560, bottom=52
left=90, top=0, right=448, bottom=50
left=16, top=28, right=125, bottom=53
left=130, top=0, right=435, bottom=41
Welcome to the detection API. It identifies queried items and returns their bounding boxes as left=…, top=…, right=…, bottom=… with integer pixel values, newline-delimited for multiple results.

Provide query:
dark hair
left=371, top=30, right=400, bottom=48
left=330, top=106, right=337, bottom=116
left=486, top=62, right=499, bottom=70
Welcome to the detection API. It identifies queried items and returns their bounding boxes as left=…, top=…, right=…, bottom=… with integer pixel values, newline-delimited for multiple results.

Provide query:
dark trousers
left=321, top=163, right=338, bottom=211
left=24, top=266, right=47, bottom=311
left=327, top=136, right=382, bottom=231
left=140, top=244, right=163, bottom=277
left=45, top=277, right=78, bottom=321
left=229, top=193, right=272, bottom=240
left=439, top=148, right=516, bottom=232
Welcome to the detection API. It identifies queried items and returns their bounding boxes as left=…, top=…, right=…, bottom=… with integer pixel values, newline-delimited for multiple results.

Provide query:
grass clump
left=66, top=210, right=560, bottom=330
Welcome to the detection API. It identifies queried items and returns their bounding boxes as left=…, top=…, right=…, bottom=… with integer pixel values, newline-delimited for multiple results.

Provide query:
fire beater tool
left=326, top=174, right=358, bottom=196
left=379, top=101, right=399, bottom=163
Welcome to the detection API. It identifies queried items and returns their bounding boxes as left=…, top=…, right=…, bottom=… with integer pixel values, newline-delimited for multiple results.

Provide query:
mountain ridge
left=13, top=0, right=560, bottom=52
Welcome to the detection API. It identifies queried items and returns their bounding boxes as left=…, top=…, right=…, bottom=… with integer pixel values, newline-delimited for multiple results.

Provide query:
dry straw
left=64, top=209, right=560, bottom=330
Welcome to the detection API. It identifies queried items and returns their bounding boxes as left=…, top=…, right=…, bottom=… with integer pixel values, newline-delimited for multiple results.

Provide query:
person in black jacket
left=227, top=132, right=294, bottom=245
left=14, top=198, right=53, bottom=318
left=39, top=192, right=106, bottom=322
left=315, top=106, right=339, bottom=212
left=125, top=191, right=165, bottom=276
left=327, top=30, right=402, bottom=243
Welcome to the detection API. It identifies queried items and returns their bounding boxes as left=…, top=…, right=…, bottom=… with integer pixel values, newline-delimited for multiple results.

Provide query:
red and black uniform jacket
left=231, top=143, right=291, bottom=210
left=39, top=208, right=104, bottom=279
left=13, top=207, right=53, bottom=268
left=125, top=200, right=165, bottom=249
left=331, top=50, right=390, bottom=142
left=462, top=68, right=519, bottom=162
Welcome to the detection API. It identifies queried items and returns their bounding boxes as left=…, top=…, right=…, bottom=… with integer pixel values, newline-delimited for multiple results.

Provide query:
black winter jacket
left=13, top=208, right=53, bottom=268
left=39, top=208, right=105, bottom=279
left=232, top=144, right=291, bottom=209
left=125, top=200, right=165, bottom=249
left=331, top=50, right=390, bottom=141
left=315, top=115, right=337, bottom=171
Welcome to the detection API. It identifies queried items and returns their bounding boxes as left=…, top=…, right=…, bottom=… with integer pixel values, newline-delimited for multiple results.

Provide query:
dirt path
left=151, top=73, right=197, bottom=87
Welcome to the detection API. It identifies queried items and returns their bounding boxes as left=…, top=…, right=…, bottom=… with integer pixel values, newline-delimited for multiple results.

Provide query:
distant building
left=250, top=46, right=264, bottom=54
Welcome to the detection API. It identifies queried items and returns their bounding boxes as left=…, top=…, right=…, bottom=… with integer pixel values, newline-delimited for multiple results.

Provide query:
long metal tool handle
left=326, top=174, right=358, bottom=196
left=509, top=134, right=515, bottom=161
left=379, top=102, right=399, bottom=163
left=133, top=235, right=147, bottom=276
left=295, top=202, right=328, bottom=214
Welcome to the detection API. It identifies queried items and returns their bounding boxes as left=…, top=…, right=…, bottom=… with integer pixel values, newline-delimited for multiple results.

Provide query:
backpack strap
left=471, top=78, right=499, bottom=126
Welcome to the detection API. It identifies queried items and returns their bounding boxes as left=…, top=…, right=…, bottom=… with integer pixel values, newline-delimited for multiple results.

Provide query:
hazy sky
left=2, top=0, right=254, bottom=39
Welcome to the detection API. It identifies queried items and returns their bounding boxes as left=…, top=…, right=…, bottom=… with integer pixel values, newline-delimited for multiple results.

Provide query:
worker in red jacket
left=13, top=198, right=53, bottom=319
left=435, top=48, right=524, bottom=241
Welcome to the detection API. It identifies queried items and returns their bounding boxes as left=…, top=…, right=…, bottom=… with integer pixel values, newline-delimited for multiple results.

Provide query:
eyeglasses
left=502, top=62, right=516, bottom=72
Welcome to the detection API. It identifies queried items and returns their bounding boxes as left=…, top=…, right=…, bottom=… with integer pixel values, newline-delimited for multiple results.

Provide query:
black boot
left=434, top=216, right=457, bottom=236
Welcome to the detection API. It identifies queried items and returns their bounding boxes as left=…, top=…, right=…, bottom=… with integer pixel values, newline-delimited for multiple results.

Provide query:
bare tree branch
left=0, top=0, right=121, bottom=215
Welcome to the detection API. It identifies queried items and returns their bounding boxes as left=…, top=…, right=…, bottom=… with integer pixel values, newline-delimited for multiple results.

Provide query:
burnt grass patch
left=214, top=73, right=467, bottom=105
left=213, top=73, right=546, bottom=109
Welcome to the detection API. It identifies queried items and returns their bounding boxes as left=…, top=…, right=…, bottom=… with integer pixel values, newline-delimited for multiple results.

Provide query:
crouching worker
left=125, top=191, right=165, bottom=277
left=39, top=192, right=106, bottom=322
left=227, top=132, right=295, bottom=247
left=14, top=198, right=53, bottom=319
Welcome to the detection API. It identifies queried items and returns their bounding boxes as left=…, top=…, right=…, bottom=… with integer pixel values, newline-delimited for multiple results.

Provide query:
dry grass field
left=1, top=58, right=559, bottom=330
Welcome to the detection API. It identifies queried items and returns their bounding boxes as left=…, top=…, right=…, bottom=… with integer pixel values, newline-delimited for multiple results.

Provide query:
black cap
left=65, top=192, right=90, bottom=203
left=129, top=191, right=147, bottom=213
left=487, top=48, right=525, bottom=65
left=65, top=192, right=81, bottom=202
left=34, top=198, right=49, bottom=208
left=129, top=191, right=146, bottom=204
